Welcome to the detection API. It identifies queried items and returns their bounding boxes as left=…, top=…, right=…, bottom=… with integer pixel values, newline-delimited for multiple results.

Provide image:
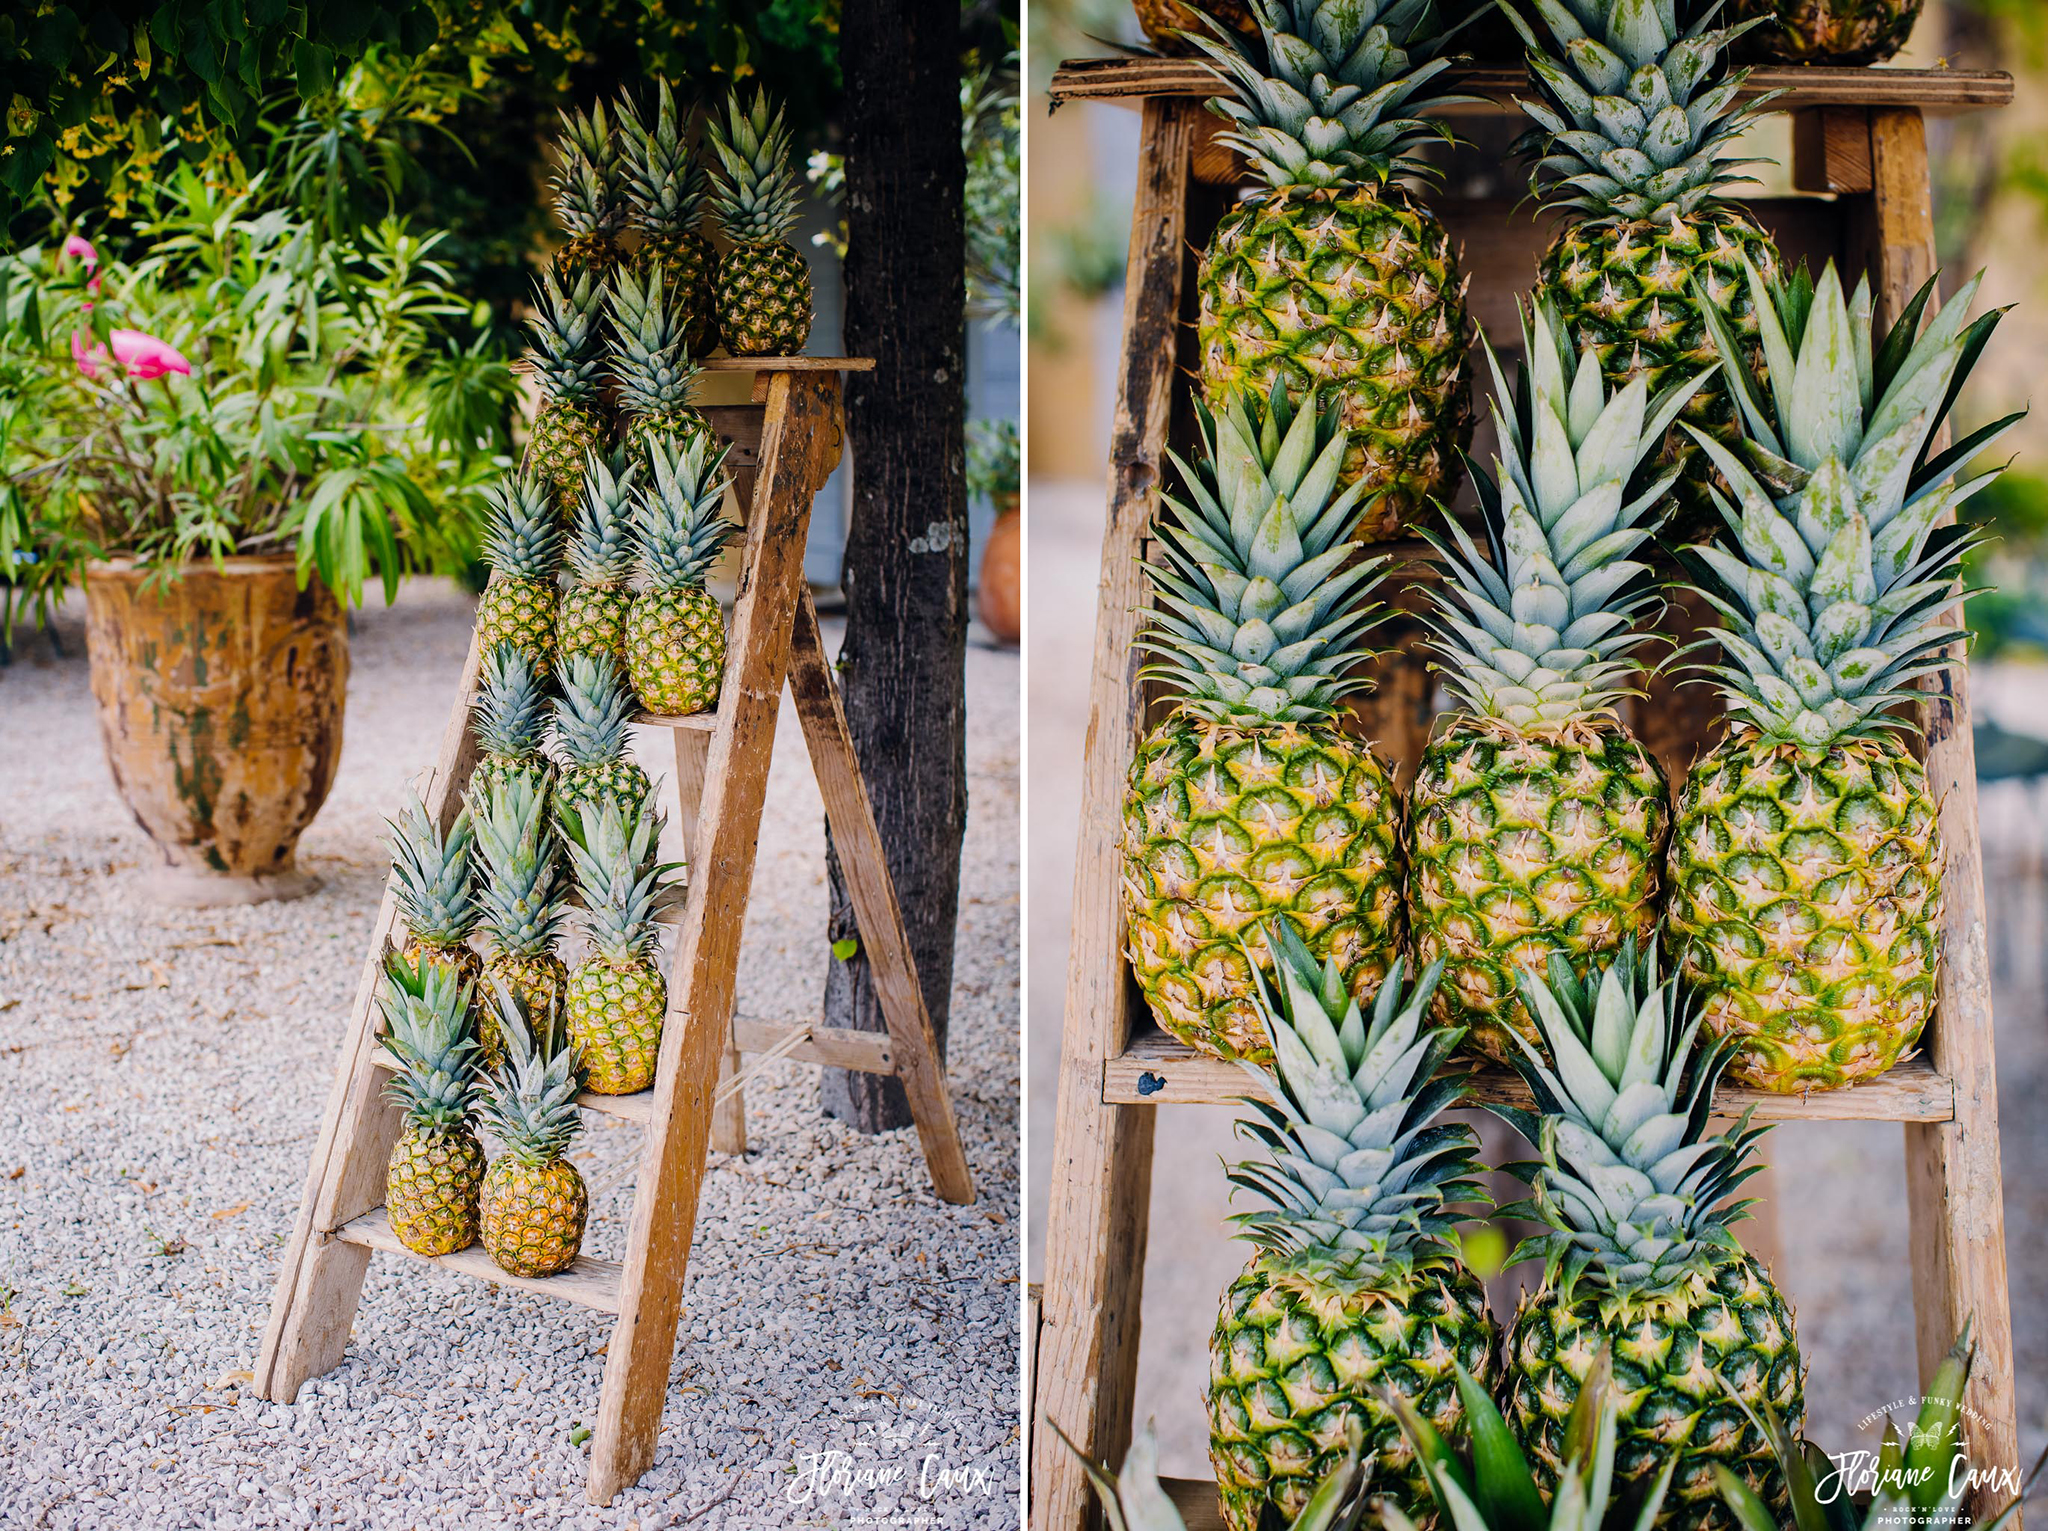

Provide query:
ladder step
left=635, top=710, right=716, bottom=732
left=329, top=1207, right=624, bottom=1313
left=1105, top=1026, right=1955, bottom=1122
left=733, top=1019, right=895, bottom=1075
left=367, top=1053, right=658, bottom=1125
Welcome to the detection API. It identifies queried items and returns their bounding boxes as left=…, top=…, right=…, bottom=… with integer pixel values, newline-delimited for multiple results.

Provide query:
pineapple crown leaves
left=1485, top=938, right=1768, bottom=1304
left=550, top=102, right=625, bottom=239
left=1184, top=0, right=1477, bottom=194
left=1425, top=296, right=1716, bottom=730
left=1386, top=1349, right=1680, bottom=1531
left=706, top=89, right=804, bottom=245
left=1504, top=0, right=1778, bottom=224
left=476, top=643, right=553, bottom=758
left=477, top=982, right=585, bottom=1163
left=525, top=267, right=607, bottom=399
left=1225, top=919, right=1490, bottom=1277
left=617, top=78, right=712, bottom=237
left=384, top=791, right=477, bottom=947
left=1062, top=1415, right=1378, bottom=1531
left=1141, top=382, right=1393, bottom=725
left=377, top=952, right=481, bottom=1131
left=551, top=651, right=637, bottom=767
left=566, top=451, right=640, bottom=585
left=1678, top=258, right=2018, bottom=751
left=558, top=795, right=682, bottom=962
left=608, top=262, right=702, bottom=415
left=481, top=472, right=566, bottom=582
left=634, top=433, right=741, bottom=589
left=471, top=774, right=571, bottom=957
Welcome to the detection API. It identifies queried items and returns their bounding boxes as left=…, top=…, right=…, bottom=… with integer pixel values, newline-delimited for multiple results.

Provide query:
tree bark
left=821, top=0, right=969, bottom=1132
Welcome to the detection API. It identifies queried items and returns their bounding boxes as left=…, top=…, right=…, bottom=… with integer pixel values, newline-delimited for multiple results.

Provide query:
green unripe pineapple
left=626, top=435, right=740, bottom=716
left=706, top=90, right=812, bottom=356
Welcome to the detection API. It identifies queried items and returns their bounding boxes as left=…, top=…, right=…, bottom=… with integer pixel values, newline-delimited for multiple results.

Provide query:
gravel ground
left=0, top=579, right=1021, bottom=1530
left=1028, top=476, right=2048, bottom=1482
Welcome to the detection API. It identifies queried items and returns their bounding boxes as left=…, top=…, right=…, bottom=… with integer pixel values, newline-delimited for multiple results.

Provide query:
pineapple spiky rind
left=550, top=103, right=625, bottom=280
left=552, top=652, right=653, bottom=826
left=525, top=269, right=611, bottom=509
left=557, top=451, right=640, bottom=668
left=385, top=792, right=480, bottom=987
left=1121, top=384, right=1405, bottom=1061
left=1666, top=259, right=2014, bottom=1090
left=1209, top=932, right=1498, bottom=1531
left=618, top=78, right=720, bottom=355
left=471, top=644, right=557, bottom=809
left=1408, top=297, right=1709, bottom=1058
left=1487, top=941, right=1804, bottom=1530
left=1190, top=0, right=1475, bottom=534
left=706, top=89, right=813, bottom=355
left=476, top=475, right=565, bottom=667
left=561, top=797, right=679, bottom=1094
left=476, top=986, right=588, bottom=1279
left=626, top=435, right=740, bottom=715
left=472, top=774, right=570, bottom=1074
left=379, top=953, right=485, bottom=1257
left=1729, top=0, right=1925, bottom=65
left=608, top=263, right=713, bottom=470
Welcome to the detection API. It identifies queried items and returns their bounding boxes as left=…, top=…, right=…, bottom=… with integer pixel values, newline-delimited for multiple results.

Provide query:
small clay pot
left=977, top=493, right=1022, bottom=646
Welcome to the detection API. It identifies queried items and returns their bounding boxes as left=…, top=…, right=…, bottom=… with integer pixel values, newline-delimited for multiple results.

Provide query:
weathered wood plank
left=330, top=1208, right=624, bottom=1314
left=699, top=356, right=877, bottom=372
left=1790, top=106, right=1875, bottom=194
left=733, top=1018, right=897, bottom=1076
left=787, top=587, right=974, bottom=1204
left=585, top=371, right=842, bottom=1506
left=667, top=725, right=744, bottom=1157
left=255, top=627, right=486, bottom=1403
left=1030, top=97, right=1195, bottom=1531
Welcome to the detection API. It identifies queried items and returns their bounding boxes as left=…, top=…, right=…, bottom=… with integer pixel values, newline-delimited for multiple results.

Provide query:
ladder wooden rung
left=733, top=1018, right=896, bottom=1075
left=1102, top=1025, right=1956, bottom=1122
left=635, top=710, right=717, bottom=732
left=328, top=1207, right=624, bottom=1313
left=366, top=1051, right=657, bottom=1124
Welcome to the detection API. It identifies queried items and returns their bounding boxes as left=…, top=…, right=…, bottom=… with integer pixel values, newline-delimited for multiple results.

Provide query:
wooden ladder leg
left=1858, top=105, right=2021, bottom=1525
left=1031, top=97, right=1196, bottom=1531
left=668, top=725, right=745, bottom=1155
left=787, top=588, right=974, bottom=1204
left=256, top=636, right=486, bottom=1401
left=586, top=373, right=845, bottom=1505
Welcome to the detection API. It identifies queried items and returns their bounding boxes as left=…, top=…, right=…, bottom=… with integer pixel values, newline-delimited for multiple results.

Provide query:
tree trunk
left=821, top=0, right=969, bottom=1132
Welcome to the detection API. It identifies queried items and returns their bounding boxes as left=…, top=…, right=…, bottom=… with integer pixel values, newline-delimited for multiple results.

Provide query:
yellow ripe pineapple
left=548, top=104, right=625, bottom=282
left=1190, top=0, right=1474, bottom=537
left=1407, top=297, right=1711, bottom=1060
left=378, top=953, right=485, bottom=1258
left=550, top=652, right=653, bottom=828
left=608, top=264, right=714, bottom=474
left=625, top=435, right=741, bottom=716
left=560, top=797, right=680, bottom=1095
left=475, top=474, right=564, bottom=669
left=1667, top=260, right=2013, bottom=1090
left=1121, top=385, right=1405, bottom=1062
left=557, top=451, right=639, bottom=669
left=524, top=269, right=611, bottom=514
left=706, top=90, right=813, bottom=356
left=476, top=988, right=588, bottom=1280
left=472, top=774, right=570, bottom=1074
left=384, top=792, right=481, bottom=990
left=618, top=78, right=720, bottom=357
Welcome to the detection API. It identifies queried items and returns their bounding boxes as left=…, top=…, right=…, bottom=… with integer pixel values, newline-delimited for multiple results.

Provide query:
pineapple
left=618, top=78, right=720, bottom=356
left=625, top=435, right=740, bottom=717
left=706, top=90, right=813, bottom=356
left=549, top=104, right=624, bottom=282
left=608, top=263, right=714, bottom=472
left=1189, top=0, right=1473, bottom=538
left=1130, top=0, right=1258, bottom=55
left=470, top=644, right=556, bottom=809
left=1408, top=298, right=1709, bottom=1060
left=1122, top=385, right=1404, bottom=1062
left=560, top=798, right=679, bottom=1095
left=552, top=652, right=653, bottom=826
left=384, top=792, right=480, bottom=988
left=475, top=473, right=564, bottom=668
left=472, top=774, right=570, bottom=1074
left=525, top=269, right=611, bottom=512
left=557, top=451, right=640, bottom=669
left=1489, top=940, right=1804, bottom=1531
left=1729, top=0, right=1924, bottom=64
left=1666, top=260, right=2011, bottom=1091
left=476, top=988, right=589, bottom=1279
left=378, top=954, right=485, bottom=1258
left=1208, top=933, right=1497, bottom=1531
left=1510, top=0, right=1783, bottom=531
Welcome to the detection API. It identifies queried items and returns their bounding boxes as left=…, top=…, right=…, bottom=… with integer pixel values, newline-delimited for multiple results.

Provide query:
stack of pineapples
left=1108, top=2, right=2015, bottom=1527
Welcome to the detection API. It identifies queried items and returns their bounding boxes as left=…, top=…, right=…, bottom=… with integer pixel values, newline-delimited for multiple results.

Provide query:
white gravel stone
left=0, top=580, right=1020, bottom=1528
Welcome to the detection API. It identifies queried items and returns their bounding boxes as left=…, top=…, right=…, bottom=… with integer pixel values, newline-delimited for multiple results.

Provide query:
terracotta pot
left=977, top=492, right=1022, bottom=646
left=84, top=556, right=348, bottom=906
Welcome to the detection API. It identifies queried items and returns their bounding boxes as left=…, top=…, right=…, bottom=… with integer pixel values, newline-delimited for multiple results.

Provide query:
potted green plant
left=969, top=417, right=1020, bottom=645
left=0, top=167, right=513, bottom=905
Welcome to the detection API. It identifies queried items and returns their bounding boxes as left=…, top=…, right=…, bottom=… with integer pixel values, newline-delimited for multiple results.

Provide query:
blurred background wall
left=1026, top=0, right=2048, bottom=1481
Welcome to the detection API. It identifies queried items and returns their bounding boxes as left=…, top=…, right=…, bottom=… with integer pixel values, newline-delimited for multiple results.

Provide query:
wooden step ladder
left=257, top=357, right=976, bottom=1506
left=1030, top=62, right=2020, bottom=1531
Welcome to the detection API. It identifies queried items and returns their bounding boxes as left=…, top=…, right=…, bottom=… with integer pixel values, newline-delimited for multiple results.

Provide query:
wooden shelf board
left=1104, top=1026, right=1955, bottom=1122
left=364, top=1054, right=657, bottom=1125
left=1047, top=58, right=2014, bottom=115
left=1164, top=1480, right=1225, bottom=1531
left=635, top=710, right=717, bottom=732
left=329, top=1207, right=624, bottom=1313
left=698, top=355, right=876, bottom=372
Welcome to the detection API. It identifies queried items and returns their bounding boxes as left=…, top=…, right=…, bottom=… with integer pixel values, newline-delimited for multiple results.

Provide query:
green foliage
left=967, top=417, right=1019, bottom=503
left=964, top=45, right=1020, bottom=327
